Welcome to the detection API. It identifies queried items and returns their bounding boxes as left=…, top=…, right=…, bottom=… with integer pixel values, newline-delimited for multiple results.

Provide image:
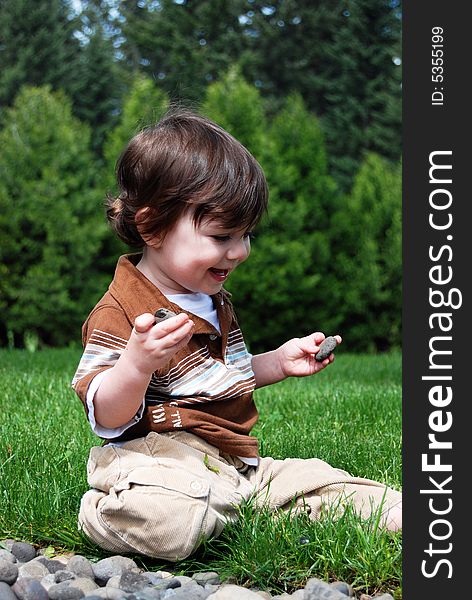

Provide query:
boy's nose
left=226, top=238, right=250, bottom=262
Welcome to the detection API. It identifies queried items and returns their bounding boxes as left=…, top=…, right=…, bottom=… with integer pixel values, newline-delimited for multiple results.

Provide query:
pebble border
left=0, top=540, right=395, bottom=600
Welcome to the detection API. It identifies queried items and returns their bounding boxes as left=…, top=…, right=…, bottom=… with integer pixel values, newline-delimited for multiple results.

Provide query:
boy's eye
left=211, top=232, right=254, bottom=242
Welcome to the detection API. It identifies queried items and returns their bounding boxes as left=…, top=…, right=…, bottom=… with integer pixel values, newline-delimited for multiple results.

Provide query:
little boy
left=72, top=109, right=401, bottom=560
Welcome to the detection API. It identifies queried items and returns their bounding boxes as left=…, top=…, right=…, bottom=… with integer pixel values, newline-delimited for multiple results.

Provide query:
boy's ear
left=135, top=207, right=162, bottom=248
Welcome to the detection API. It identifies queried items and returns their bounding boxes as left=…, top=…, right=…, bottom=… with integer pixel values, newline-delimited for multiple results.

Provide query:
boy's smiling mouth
left=209, top=268, right=229, bottom=282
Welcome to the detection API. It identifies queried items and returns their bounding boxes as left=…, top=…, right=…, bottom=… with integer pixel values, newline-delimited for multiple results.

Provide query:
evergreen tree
left=115, top=0, right=248, bottom=103
left=0, top=86, right=107, bottom=348
left=203, top=75, right=339, bottom=352
left=104, top=0, right=401, bottom=190
left=201, top=66, right=268, bottom=162
left=0, top=0, right=81, bottom=114
left=328, top=153, right=402, bottom=351
left=263, top=93, right=341, bottom=342
left=239, top=0, right=340, bottom=114
left=0, top=0, right=123, bottom=155
left=317, top=0, right=402, bottom=190
left=243, top=0, right=402, bottom=190
left=103, top=74, right=170, bottom=184
left=70, top=1, right=123, bottom=155
left=98, top=75, right=170, bottom=271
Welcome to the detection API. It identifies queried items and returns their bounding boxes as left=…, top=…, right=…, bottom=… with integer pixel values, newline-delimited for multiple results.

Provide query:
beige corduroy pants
left=79, top=431, right=401, bottom=561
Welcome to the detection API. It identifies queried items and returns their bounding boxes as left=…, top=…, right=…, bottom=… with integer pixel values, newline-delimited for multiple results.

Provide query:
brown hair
left=106, top=108, right=269, bottom=248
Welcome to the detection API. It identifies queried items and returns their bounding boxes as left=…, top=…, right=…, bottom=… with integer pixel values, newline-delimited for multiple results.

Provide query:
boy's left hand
left=276, top=333, right=342, bottom=378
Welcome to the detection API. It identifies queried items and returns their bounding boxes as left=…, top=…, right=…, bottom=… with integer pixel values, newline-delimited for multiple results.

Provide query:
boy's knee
left=79, top=474, right=225, bottom=561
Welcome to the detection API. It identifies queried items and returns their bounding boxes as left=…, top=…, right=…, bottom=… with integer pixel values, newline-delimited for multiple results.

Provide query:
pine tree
left=0, top=0, right=123, bottom=156
left=243, top=0, right=402, bottom=190
left=0, top=86, right=107, bottom=347
left=328, top=153, right=402, bottom=351
left=96, top=75, right=171, bottom=273
left=70, top=1, right=123, bottom=156
left=103, top=74, right=170, bottom=193
left=202, top=75, right=340, bottom=351
left=116, top=0, right=248, bottom=103
left=201, top=65, right=268, bottom=162
left=0, top=0, right=81, bottom=113
left=319, top=0, right=402, bottom=190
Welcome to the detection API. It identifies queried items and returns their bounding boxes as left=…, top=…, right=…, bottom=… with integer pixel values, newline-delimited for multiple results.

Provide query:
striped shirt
left=71, top=254, right=259, bottom=458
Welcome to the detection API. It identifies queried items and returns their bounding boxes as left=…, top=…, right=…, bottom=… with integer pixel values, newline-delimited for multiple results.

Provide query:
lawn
left=0, top=348, right=402, bottom=597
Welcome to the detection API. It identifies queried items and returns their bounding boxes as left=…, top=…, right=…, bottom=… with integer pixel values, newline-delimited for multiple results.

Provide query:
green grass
left=0, top=349, right=402, bottom=597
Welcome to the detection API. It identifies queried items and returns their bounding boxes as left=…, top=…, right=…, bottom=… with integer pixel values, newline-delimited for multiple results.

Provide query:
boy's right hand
left=126, top=312, right=195, bottom=376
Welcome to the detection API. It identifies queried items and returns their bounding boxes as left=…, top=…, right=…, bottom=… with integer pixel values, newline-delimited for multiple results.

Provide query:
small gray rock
left=0, top=541, right=16, bottom=552
left=12, top=577, right=49, bottom=600
left=371, top=595, right=394, bottom=600
left=253, top=592, right=272, bottom=600
left=36, top=558, right=66, bottom=574
left=84, top=588, right=128, bottom=599
left=330, top=581, right=354, bottom=596
left=161, top=585, right=209, bottom=600
left=0, top=558, right=19, bottom=585
left=127, top=589, right=162, bottom=600
left=55, top=570, right=77, bottom=583
left=92, top=557, right=139, bottom=586
left=152, top=578, right=181, bottom=592
left=72, top=578, right=100, bottom=595
left=141, top=573, right=165, bottom=586
left=118, top=571, right=152, bottom=593
left=152, top=572, right=173, bottom=580
left=315, top=336, right=338, bottom=361
left=304, top=578, right=348, bottom=600
left=17, top=560, right=50, bottom=580
left=154, top=309, right=177, bottom=323
left=11, top=543, right=37, bottom=564
left=0, top=581, right=18, bottom=600
left=40, top=573, right=57, bottom=591
left=67, top=556, right=95, bottom=581
left=203, top=584, right=220, bottom=595
left=0, top=549, right=17, bottom=563
left=272, top=592, right=299, bottom=599
left=206, top=585, right=262, bottom=599
left=48, top=582, right=85, bottom=600
left=192, top=572, right=220, bottom=587
left=106, top=575, right=122, bottom=589
left=172, top=576, right=194, bottom=587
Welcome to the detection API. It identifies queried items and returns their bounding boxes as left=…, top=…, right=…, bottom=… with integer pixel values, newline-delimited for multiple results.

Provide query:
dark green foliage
left=100, top=75, right=171, bottom=273
left=327, top=154, right=402, bottom=352
left=0, top=0, right=401, bottom=186
left=103, top=74, right=170, bottom=189
left=116, top=0, right=248, bottom=103
left=0, top=86, right=108, bottom=348
left=243, top=0, right=402, bottom=191
left=203, top=81, right=339, bottom=352
left=319, top=1, right=401, bottom=190
left=202, top=74, right=400, bottom=353
left=203, top=80, right=337, bottom=351
left=0, top=0, right=81, bottom=113
left=0, top=56, right=401, bottom=352
left=69, top=16, right=122, bottom=156
left=0, top=0, right=124, bottom=156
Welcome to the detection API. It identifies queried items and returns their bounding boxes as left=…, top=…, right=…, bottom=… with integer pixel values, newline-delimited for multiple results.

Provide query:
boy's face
left=143, top=212, right=252, bottom=295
